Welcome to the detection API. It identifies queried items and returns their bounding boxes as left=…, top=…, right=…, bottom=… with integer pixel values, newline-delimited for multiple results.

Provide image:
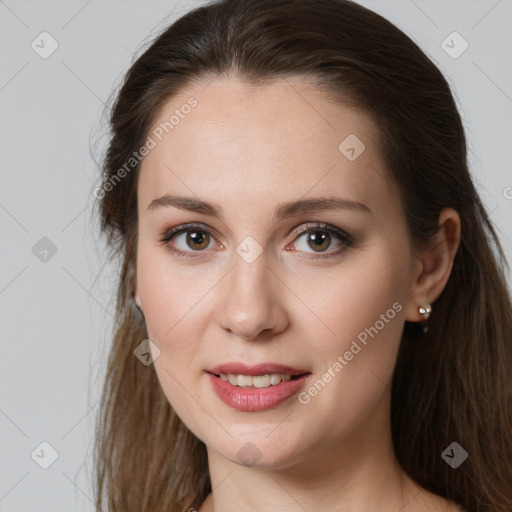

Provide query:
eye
left=288, top=223, right=353, bottom=259
left=160, top=223, right=217, bottom=258
left=159, top=222, right=354, bottom=260
left=173, top=228, right=213, bottom=251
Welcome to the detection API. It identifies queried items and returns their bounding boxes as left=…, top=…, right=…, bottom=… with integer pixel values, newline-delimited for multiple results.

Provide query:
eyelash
left=159, top=222, right=354, bottom=261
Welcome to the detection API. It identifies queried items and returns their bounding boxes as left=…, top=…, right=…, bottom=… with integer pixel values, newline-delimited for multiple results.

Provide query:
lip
left=206, top=362, right=311, bottom=412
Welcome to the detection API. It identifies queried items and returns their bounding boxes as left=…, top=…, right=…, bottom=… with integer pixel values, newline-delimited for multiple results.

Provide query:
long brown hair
left=92, top=0, right=512, bottom=510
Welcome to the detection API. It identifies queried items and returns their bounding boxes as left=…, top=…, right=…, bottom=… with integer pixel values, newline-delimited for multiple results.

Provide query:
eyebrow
left=147, top=194, right=371, bottom=221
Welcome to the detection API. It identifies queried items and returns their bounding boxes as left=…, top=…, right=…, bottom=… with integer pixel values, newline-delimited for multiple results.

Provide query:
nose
left=218, top=249, right=289, bottom=341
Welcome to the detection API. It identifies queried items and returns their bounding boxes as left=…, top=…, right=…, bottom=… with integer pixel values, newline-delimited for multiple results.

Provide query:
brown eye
left=186, top=230, right=210, bottom=250
left=160, top=224, right=216, bottom=256
left=290, top=223, right=354, bottom=259
left=307, top=230, right=331, bottom=252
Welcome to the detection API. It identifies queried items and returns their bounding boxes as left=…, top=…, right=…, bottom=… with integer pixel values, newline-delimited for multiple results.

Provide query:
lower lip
left=207, top=373, right=310, bottom=412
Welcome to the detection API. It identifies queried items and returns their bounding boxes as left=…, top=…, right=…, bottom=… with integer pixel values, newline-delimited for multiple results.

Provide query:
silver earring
left=418, top=304, right=432, bottom=333
left=418, top=304, right=432, bottom=320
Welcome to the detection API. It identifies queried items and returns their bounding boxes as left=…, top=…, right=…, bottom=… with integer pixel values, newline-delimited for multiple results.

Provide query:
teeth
left=270, top=374, right=282, bottom=385
left=220, top=373, right=295, bottom=388
left=238, top=375, right=253, bottom=387
left=252, top=375, right=271, bottom=388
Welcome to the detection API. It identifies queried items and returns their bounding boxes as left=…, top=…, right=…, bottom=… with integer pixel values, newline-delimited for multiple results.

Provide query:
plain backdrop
left=1, top=1, right=511, bottom=510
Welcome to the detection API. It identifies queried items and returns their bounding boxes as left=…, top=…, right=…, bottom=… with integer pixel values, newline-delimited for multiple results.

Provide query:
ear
left=405, top=207, right=461, bottom=322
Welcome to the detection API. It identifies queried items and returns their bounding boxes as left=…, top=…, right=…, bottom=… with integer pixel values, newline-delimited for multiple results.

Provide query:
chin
left=206, top=432, right=315, bottom=470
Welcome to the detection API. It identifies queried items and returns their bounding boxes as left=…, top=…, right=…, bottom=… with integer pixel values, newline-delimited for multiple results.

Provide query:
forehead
left=138, top=75, right=396, bottom=218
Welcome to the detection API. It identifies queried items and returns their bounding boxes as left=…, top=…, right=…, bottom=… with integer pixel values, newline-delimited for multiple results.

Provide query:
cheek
left=291, top=249, right=408, bottom=435
left=137, top=242, right=204, bottom=341
left=136, top=246, right=213, bottom=438
left=136, top=245, right=199, bottom=373
left=298, top=246, right=408, bottom=354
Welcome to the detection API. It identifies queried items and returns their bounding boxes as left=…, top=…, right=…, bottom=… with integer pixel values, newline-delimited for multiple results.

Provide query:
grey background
left=1, top=1, right=511, bottom=510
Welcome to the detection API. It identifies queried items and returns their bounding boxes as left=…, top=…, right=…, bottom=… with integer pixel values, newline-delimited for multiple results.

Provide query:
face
left=134, top=76, right=420, bottom=469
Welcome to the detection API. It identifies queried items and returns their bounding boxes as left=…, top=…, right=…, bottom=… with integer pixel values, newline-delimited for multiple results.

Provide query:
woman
left=93, top=0, right=512, bottom=510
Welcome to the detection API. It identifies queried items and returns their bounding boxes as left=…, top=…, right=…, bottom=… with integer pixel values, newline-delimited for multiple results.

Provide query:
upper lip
left=208, top=362, right=309, bottom=376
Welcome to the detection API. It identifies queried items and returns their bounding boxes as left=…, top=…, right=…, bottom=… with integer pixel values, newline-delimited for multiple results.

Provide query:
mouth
left=206, top=362, right=311, bottom=412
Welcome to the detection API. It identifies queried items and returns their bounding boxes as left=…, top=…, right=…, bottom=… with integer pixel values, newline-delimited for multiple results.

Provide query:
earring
left=418, top=304, right=432, bottom=333
left=418, top=304, right=432, bottom=320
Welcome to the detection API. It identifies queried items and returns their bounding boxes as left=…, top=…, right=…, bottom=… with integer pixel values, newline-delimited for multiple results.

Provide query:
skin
left=133, top=76, right=462, bottom=511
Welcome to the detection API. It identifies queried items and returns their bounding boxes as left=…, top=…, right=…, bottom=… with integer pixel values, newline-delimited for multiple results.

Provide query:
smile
left=219, top=373, right=294, bottom=388
left=207, top=371, right=311, bottom=412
